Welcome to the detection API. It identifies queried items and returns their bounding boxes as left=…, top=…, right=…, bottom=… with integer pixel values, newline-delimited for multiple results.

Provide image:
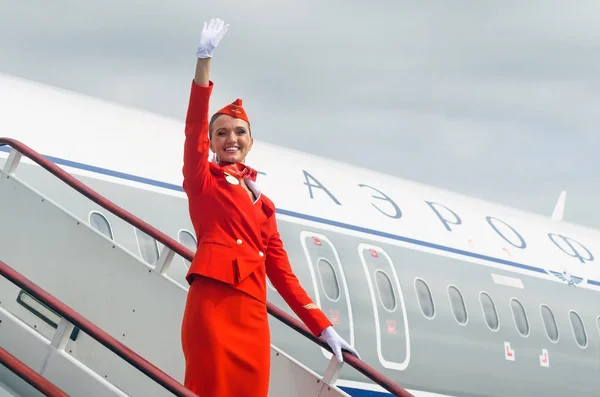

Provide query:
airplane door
left=359, top=243, right=410, bottom=370
left=300, top=231, right=354, bottom=360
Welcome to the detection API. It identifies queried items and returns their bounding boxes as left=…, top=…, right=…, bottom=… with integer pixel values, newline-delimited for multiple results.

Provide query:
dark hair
left=208, top=113, right=252, bottom=140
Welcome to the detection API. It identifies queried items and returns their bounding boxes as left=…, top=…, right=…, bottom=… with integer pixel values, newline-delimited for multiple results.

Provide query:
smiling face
left=209, top=114, right=253, bottom=164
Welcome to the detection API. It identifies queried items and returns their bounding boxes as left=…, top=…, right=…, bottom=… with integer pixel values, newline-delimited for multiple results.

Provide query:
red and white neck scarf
left=219, top=161, right=258, bottom=182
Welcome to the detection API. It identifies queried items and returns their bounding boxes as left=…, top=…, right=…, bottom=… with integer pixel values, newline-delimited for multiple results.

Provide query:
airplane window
left=178, top=230, right=197, bottom=252
left=510, top=299, right=529, bottom=337
left=569, top=311, right=587, bottom=348
left=89, top=212, right=113, bottom=240
left=178, top=230, right=197, bottom=267
left=374, top=270, right=396, bottom=312
left=415, top=279, right=435, bottom=318
left=479, top=292, right=499, bottom=331
left=135, top=228, right=159, bottom=265
left=317, top=259, right=340, bottom=301
left=540, top=305, right=559, bottom=342
left=448, top=286, right=467, bottom=325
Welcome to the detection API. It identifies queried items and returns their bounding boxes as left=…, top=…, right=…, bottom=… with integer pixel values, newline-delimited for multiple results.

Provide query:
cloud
left=0, top=0, right=598, bottom=228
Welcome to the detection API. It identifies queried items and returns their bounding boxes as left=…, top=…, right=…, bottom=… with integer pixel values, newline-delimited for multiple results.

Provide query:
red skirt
left=181, top=275, right=270, bottom=397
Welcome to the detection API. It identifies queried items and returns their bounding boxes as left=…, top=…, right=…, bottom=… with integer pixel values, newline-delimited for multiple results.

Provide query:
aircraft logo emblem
left=547, top=269, right=584, bottom=286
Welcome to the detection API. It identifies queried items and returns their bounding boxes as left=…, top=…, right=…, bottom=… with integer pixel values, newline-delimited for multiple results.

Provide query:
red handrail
left=0, top=259, right=198, bottom=397
left=0, top=345, right=68, bottom=397
left=0, top=137, right=414, bottom=397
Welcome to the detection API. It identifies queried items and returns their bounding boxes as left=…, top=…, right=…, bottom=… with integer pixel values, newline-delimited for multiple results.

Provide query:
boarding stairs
left=0, top=138, right=413, bottom=397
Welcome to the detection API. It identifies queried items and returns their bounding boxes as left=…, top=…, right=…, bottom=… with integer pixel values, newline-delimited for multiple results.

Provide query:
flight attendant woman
left=180, top=18, right=359, bottom=397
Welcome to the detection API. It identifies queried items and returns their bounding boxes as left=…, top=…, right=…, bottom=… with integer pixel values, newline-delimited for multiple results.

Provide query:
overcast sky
left=1, top=0, right=599, bottom=229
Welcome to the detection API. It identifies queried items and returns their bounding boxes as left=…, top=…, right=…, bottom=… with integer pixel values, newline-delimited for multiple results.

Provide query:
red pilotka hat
left=214, top=98, right=249, bottom=124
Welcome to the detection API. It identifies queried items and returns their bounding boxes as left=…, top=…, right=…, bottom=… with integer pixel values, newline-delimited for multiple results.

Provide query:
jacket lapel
left=261, top=198, right=275, bottom=220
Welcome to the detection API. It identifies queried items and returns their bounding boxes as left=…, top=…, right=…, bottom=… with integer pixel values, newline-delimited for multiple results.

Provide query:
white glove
left=196, top=18, right=230, bottom=59
left=321, top=326, right=360, bottom=362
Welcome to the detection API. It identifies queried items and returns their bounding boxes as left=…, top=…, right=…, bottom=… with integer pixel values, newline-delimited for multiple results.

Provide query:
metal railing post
left=321, top=355, right=344, bottom=386
left=3, top=148, right=22, bottom=174
left=39, top=318, right=76, bottom=375
left=154, top=247, right=175, bottom=275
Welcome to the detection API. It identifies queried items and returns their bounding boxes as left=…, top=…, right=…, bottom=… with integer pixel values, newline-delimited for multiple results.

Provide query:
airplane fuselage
left=2, top=147, right=599, bottom=397
left=1, top=73, right=599, bottom=396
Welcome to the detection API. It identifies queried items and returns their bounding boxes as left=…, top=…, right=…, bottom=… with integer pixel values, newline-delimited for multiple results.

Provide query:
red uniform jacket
left=182, top=80, right=332, bottom=337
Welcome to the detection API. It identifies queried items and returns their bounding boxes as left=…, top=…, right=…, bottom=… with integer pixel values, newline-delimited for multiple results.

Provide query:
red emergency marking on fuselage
left=329, top=309, right=340, bottom=325
left=386, top=319, right=396, bottom=335
left=540, top=349, right=549, bottom=367
left=504, top=342, right=515, bottom=361
left=312, top=236, right=322, bottom=246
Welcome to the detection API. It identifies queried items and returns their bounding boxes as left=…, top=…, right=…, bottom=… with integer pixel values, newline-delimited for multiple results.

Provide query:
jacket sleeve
left=182, top=80, right=214, bottom=196
left=265, top=227, right=332, bottom=337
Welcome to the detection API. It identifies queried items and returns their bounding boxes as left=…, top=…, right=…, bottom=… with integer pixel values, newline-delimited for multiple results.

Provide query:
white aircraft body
left=1, top=72, right=599, bottom=396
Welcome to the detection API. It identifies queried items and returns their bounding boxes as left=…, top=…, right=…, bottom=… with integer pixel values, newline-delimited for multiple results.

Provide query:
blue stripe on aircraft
left=1, top=145, right=594, bottom=285
left=341, top=386, right=391, bottom=396
left=0, top=146, right=184, bottom=192
left=276, top=208, right=545, bottom=275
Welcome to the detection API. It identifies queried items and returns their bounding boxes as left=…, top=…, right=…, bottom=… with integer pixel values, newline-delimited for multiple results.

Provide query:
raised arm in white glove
left=196, top=17, right=230, bottom=59
left=194, top=18, right=229, bottom=86
left=321, top=326, right=360, bottom=362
